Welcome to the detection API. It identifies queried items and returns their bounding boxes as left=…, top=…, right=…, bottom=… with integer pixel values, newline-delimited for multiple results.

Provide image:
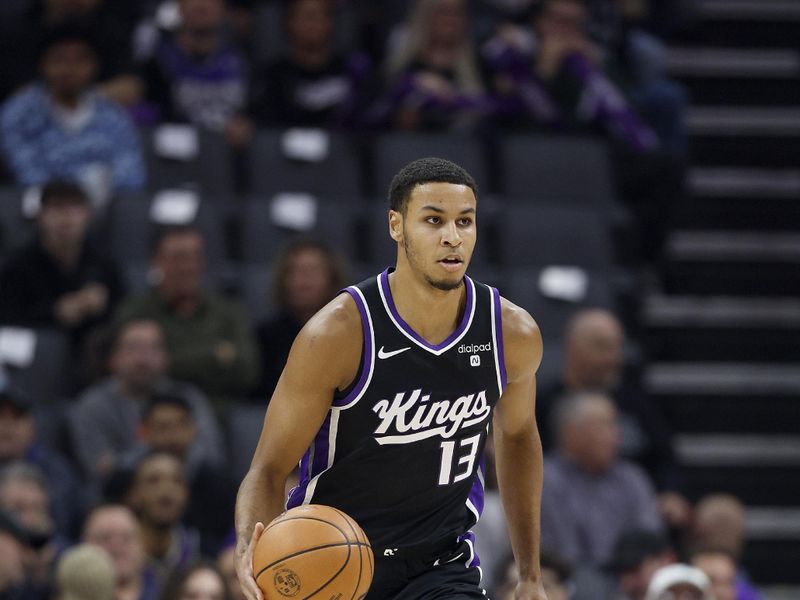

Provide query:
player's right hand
left=236, top=522, right=266, bottom=600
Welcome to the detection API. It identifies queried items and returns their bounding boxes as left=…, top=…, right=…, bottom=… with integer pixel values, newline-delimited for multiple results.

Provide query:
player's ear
left=388, top=210, right=403, bottom=243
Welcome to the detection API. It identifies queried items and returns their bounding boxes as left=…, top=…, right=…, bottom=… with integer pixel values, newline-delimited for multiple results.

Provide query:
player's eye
left=457, top=217, right=473, bottom=226
left=426, top=216, right=441, bottom=225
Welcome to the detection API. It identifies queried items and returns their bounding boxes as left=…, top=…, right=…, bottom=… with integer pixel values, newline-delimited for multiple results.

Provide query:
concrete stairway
left=643, top=0, right=800, bottom=588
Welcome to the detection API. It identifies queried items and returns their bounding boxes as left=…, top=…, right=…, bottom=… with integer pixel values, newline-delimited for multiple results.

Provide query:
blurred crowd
left=0, top=1, right=766, bottom=599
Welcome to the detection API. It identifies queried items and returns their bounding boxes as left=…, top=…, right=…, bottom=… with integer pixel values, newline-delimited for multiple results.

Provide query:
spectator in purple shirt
left=483, top=0, right=659, bottom=152
left=375, top=0, right=491, bottom=132
left=138, top=0, right=253, bottom=148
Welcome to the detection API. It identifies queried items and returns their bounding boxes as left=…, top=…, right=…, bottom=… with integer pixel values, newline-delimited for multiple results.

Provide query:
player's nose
left=441, top=221, right=462, bottom=246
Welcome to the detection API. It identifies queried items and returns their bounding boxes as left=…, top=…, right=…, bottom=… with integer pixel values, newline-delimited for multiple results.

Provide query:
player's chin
left=428, top=273, right=464, bottom=291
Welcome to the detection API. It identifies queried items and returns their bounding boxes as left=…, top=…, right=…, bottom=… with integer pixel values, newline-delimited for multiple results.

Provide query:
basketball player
left=235, top=158, right=548, bottom=600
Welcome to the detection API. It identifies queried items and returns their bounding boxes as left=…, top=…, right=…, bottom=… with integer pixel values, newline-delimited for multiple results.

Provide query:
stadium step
left=688, top=167, right=800, bottom=200
left=662, top=231, right=800, bottom=295
left=643, top=294, right=800, bottom=361
left=684, top=0, right=800, bottom=49
left=644, top=362, right=800, bottom=396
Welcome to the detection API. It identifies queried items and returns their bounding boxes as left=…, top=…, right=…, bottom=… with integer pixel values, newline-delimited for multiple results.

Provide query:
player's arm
left=493, top=298, right=547, bottom=600
left=234, top=293, right=362, bottom=600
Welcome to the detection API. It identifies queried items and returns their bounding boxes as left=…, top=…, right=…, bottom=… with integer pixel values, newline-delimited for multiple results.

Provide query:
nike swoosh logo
left=377, top=346, right=411, bottom=359
left=433, top=552, right=464, bottom=567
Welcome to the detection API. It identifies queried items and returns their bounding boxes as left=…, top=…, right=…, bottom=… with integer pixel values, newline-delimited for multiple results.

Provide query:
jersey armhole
left=332, top=286, right=375, bottom=409
left=490, top=286, right=508, bottom=395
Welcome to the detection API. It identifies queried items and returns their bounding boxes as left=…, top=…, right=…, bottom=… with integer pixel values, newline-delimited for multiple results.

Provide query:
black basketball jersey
left=286, top=268, right=507, bottom=558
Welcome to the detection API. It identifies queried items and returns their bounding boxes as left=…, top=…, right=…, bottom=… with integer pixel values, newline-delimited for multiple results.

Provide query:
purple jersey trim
left=491, top=287, right=508, bottom=391
left=333, top=286, right=374, bottom=408
left=458, top=530, right=482, bottom=568
left=379, top=269, right=474, bottom=352
left=286, top=411, right=333, bottom=509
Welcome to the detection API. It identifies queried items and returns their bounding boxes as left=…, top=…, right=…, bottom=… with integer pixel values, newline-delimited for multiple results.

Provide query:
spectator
left=126, top=394, right=235, bottom=555
left=690, top=548, right=738, bottom=600
left=0, top=509, right=31, bottom=600
left=82, top=503, right=160, bottom=600
left=585, top=0, right=689, bottom=154
left=125, top=452, right=199, bottom=588
left=160, top=563, right=231, bottom=600
left=0, top=23, right=146, bottom=200
left=685, top=494, right=763, bottom=600
left=254, top=239, right=345, bottom=399
left=216, top=544, right=245, bottom=600
left=116, top=226, right=260, bottom=405
left=0, top=462, right=64, bottom=597
left=70, top=318, right=225, bottom=485
left=251, top=0, right=375, bottom=128
left=542, top=0, right=658, bottom=151
left=609, top=529, right=676, bottom=600
left=1, top=0, right=141, bottom=106
left=644, top=564, right=712, bottom=600
left=138, top=0, right=253, bottom=148
left=538, top=309, right=689, bottom=529
left=376, top=0, right=490, bottom=131
left=55, top=543, right=116, bottom=600
left=0, top=181, right=125, bottom=352
left=541, top=391, right=663, bottom=567
left=0, top=385, right=83, bottom=539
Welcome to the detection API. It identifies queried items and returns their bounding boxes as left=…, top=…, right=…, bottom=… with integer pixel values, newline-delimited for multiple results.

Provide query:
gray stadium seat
left=500, top=135, right=616, bottom=208
left=249, top=130, right=363, bottom=199
left=227, top=404, right=267, bottom=484
left=105, top=193, right=228, bottom=268
left=504, top=266, right=617, bottom=340
left=498, top=204, right=614, bottom=270
left=240, top=263, right=276, bottom=323
left=143, top=128, right=235, bottom=197
left=3, top=328, right=70, bottom=405
left=371, top=133, right=489, bottom=196
left=0, top=187, right=34, bottom=252
left=241, top=198, right=360, bottom=265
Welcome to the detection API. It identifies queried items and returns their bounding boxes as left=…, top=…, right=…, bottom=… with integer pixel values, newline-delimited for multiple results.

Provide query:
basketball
left=252, top=504, right=374, bottom=600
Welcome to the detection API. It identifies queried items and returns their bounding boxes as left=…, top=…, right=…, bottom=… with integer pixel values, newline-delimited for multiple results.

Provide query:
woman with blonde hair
left=377, top=0, right=490, bottom=131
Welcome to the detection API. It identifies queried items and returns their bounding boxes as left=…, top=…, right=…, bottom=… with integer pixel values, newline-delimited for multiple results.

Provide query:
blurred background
left=0, top=0, right=797, bottom=599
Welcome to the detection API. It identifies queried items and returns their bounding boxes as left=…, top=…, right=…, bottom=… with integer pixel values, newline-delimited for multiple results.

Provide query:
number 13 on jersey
left=438, top=433, right=482, bottom=485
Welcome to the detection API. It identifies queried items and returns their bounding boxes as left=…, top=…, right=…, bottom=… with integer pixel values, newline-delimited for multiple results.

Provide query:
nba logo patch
left=470, top=355, right=480, bottom=367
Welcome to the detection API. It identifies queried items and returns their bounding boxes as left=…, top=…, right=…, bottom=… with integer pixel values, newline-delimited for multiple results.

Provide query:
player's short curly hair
left=388, top=157, right=478, bottom=215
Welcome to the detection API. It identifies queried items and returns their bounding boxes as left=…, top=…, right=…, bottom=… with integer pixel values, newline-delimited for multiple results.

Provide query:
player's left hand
left=514, top=580, right=548, bottom=600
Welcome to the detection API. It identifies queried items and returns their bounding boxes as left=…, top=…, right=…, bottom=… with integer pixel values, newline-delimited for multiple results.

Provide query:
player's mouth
left=438, top=255, right=463, bottom=272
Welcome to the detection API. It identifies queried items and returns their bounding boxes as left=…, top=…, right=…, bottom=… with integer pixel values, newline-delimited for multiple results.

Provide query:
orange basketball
left=252, top=504, right=374, bottom=600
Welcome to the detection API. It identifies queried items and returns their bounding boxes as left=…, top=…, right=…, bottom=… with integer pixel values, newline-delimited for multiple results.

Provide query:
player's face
left=392, top=182, right=477, bottom=291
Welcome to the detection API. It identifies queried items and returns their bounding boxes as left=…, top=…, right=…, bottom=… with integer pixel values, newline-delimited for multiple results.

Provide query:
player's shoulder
left=297, top=291, right=362, bottom=348
left=496, top=295, right=543, bottom=374
left=498, top=295, right=541, bottom=342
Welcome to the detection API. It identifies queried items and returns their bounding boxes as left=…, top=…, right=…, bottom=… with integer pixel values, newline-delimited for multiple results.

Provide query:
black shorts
left=365, top=539, right=488, bottom=600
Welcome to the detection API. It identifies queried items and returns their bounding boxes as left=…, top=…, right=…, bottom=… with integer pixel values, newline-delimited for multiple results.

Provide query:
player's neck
left=388, top=267, right=466, bottom=346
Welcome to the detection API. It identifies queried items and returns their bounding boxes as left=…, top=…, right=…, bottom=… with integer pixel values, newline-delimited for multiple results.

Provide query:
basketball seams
left=328, top=506, right=363, bottom=600
left=255, top=506, right=373, bottom=599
